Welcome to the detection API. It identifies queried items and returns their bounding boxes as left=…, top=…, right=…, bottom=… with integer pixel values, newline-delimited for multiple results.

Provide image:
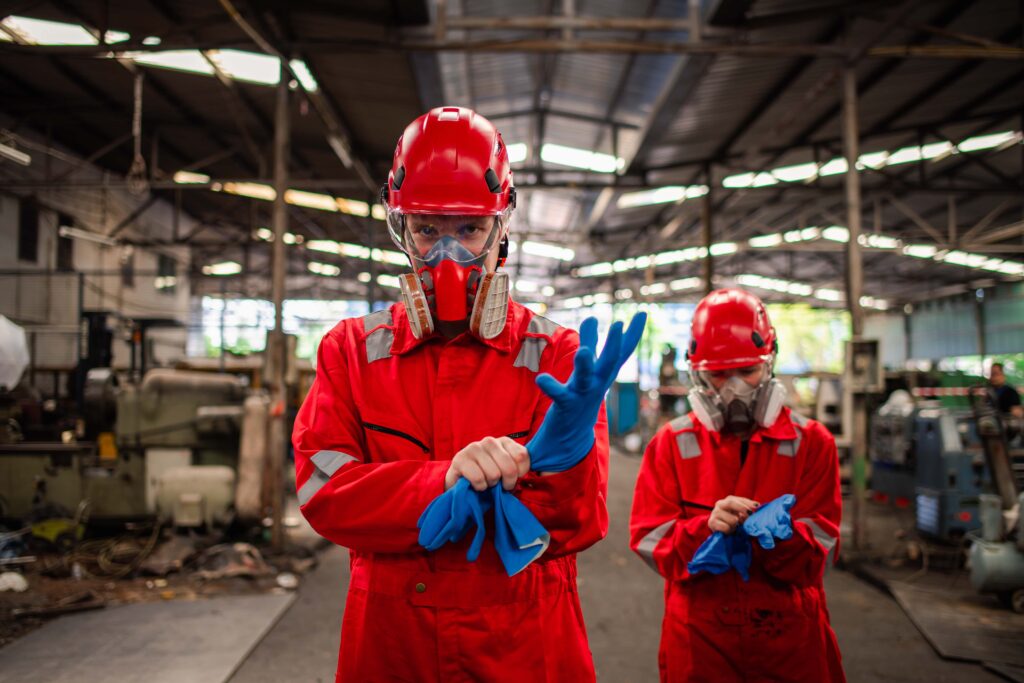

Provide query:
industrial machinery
left=0, top=310, right=271, bottom=530
left=869, top=391, right=990, bottom=540
left=968, top=389, right=1024, bottom=613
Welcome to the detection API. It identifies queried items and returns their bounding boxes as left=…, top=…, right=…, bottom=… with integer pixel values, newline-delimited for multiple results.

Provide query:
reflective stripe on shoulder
left=297, top=449, right=360, bottom=506
left=514, top=315, right=562, bottom=372
left=789, top=411, right=810, bottom=427
left=362, top=310, right=393, bottom=364
left=636, top=519, right=675, bottom=574
left=669, top=415, right=700, bottom=459
left=797, top=517, right=837, bottom=566
left=778, top=422, right=803, bottom=457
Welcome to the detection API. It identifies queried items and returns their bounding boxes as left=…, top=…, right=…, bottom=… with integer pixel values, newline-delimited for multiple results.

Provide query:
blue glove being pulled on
left=417, top=313, right=648, bottom=576
left=742, top=493, right=795, bottom=550
left=686, top=493, right=796, bottom=582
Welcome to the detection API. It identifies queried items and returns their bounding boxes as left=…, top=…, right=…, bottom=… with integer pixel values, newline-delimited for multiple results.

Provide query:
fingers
left=451, top=438, right=531, bottom=492
left=579, top=316, right=598, bottom=352
left=572, top=345, right=595, bottom=385
left=594, top=320, right=623, bottom=380
left=720, top=496, right=759, bottom=515
left=535, top=373, right=568, bottom=401
left=620, top=312, right=648, bottom=360
left=709, top=496, right=760, bottom=534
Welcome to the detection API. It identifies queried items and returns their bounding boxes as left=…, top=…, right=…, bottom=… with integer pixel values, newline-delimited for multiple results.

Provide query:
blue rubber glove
left=526, top=313, right=648, bottom=470
left=742, top=494, right=796, bottom=550
left=417, top=478, right=493, bottom=560
left=688, top=531, right=753, bottom=581
left=490, top=486, right=551, bottom=576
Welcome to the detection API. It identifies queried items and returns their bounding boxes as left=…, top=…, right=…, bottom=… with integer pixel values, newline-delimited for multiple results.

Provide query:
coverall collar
left=390, top=298, right=521, bottom=356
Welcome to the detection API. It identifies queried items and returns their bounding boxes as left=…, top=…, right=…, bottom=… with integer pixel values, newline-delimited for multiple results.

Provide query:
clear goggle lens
left=385, top=207, right=511, bottom=265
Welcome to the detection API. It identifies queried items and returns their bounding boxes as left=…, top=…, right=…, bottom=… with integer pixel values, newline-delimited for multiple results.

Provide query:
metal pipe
left=269, top=59, right=290, bottom=553
left=842, top=66, right=867, bottom=553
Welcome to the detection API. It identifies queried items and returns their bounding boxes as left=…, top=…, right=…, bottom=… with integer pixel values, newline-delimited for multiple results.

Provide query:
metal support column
left=701, top=163, right=713, bottom=294
left=842, top=66, right=867, bottom=553
left=268, top=59, right=290, bottom=553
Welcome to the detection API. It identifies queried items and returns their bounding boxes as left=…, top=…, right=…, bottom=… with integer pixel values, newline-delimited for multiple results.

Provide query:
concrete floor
left=229, top=450, right=1005, bottom=683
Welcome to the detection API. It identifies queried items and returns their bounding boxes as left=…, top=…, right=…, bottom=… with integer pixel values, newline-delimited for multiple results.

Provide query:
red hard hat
left=687, top=288, right=777, bottom=371
left=383, top=106, right=514, bottom=215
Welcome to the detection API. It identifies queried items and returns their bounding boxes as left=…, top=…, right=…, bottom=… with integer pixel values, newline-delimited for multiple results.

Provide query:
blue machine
left=912, top=408, right=988, bottom=539
left=607, top=381, right=640, bottom=436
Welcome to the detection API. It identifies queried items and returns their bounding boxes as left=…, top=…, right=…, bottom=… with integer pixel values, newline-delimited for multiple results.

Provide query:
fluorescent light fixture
left=515, top=280, right=539, bottom=293
left=221, top=182, right=276, bottom=201
left=614, top=288, right=634, bottom=300
left=522, top=240, right=575, bottom=261
left=285, top=189, right=338, bottom=212
left=282, top=232, right=303, bottom=245
left=593, top=293, right=612, bottom=304
left=814, top=288, right=842, bottom=302
left=723, top=172, right=756, bottom=189
left=771, top=162, right=819, bottom=183
left=371, top=204, right=386, bottom=221
left=154, top=276, right=177, bottom=290
left=1, top=16, right=125, bottom=45
left=860, top=296, right=889, bottom=310
left=289, top=59, right=319, bottom=91
left=670, top=277, right=701, bottom=291
left=308, top=261, right=341, bottom=276
left=336, top=197, right=370, bottom=217
left=920, top=141, right=954, bottom=160
left=859, top=234, right=902, bottom=249
left=957, top=131, right=1020, bottom=153
left=506, top=143, right=528, bottom=163
left=210, top=49, right=280, bottom=86
left=540, top=143, right=623, bottom=173
left=58, top=225, right=117, bottom=247
left=818, top=158, right=848, bottom=176
left=307, top=240, right=339, bottom=254
left=541, top=285, right=555, bottom=297
left=562, top=297, right=584, bottom=308
left=203, top=261, right=242, bottom=276
left=617, top=185, right=708, bottom=209
left=128, top=50, right=215, bottom=76
left=642, top=283, right=668, bottom=296
left=577, top=262, right=614, bottom=277
left=856, top=151, right=888, bottom=170
left=902, top=244, right=936, bottom=259
left=0, top=142, right=32, bottom=166
left=173, top=170, right=210, bottom=184
left=709, top=242, right=737, bottom=256
left=822, top=226, right=849, bottom=243
left=749, top=233, right=783, bottom=248
left=338, top=242, right=371, bottom=259
left=371, top=248, right=408, bottom=266
left=376, top=274, right=400, bottom=289
left=357, top=272, right=371, bottom=283
left=255, top=228, right=273, bottom=241
left=142, top=36, right=161, bottom=46
left=886, top=146, right=923, bottom=166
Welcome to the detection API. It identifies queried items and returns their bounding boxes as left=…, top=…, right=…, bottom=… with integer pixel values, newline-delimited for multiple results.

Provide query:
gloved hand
left=419, top=312, right=647, bottom=576
left=742, top=494, right=796, bottom=550
left=688, top=531, right=753, bottom=581
left=527, top=313, right=648, bottom=470
left=417, top=478, right=493, bottom=560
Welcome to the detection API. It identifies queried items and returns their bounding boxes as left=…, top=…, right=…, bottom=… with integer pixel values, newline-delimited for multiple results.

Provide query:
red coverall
left=293, top=299, right=608, bottom=682
left=630, top=408, right=845, bottom=683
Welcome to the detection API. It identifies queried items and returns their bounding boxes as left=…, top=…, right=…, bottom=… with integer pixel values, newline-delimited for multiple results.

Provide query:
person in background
left=630, top=288, right=845, bottom=683
left=989, top=362, right=1023, bottom=418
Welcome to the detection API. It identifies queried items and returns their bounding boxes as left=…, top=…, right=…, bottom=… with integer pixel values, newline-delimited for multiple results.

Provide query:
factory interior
left=0, top=1, right=1023, bottom=681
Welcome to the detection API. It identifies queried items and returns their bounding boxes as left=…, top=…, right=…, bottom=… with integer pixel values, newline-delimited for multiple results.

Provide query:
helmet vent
left=438, top=107, right=461, bottom=121
left=751, top=331, right=765, bottom=347
left=484, top=168, right=501, bottom=193
left=392, top=166, right=406, bottom=190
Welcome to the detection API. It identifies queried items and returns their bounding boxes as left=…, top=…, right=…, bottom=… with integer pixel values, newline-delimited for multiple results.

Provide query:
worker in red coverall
left=293, top=107, right=608, bottom=682
left=630, top=288, right=845, bottom=683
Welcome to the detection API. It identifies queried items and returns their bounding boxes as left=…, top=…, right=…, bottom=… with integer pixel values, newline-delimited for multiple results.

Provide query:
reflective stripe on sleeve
left=636, top=519, right=675, bottom=573
left=777, top=425, right=802, bottom=457
left=363, top=310, right=393, bottom=364
left=297, top=450, right=360, bottom=505
left=797, top=516, right=837, bottom=565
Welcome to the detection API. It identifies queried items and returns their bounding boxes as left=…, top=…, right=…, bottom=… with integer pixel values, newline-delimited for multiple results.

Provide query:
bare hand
left=708, top=496, right=760, bottom=534
left=445, top=437, right=531, bottom=492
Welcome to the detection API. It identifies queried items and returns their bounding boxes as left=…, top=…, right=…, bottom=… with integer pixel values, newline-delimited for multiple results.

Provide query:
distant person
left=630, top=288, right=845, bottom=682
left=989, top=362, right=1023, bottom=418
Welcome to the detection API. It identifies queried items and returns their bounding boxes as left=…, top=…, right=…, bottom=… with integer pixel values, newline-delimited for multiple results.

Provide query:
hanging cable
left=126, top=73, right=149, bottom=196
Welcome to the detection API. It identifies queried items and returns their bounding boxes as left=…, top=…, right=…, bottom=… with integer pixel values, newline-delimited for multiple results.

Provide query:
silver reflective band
left=669, top=415, right=700, bottom=458
left=363, top=310, right=394, bottom=364
left=297, top=450, right=360, bottom=505
left=669, top=415, right=693, bottom=431
left=778, top=426, right=802, bottom=457
left=790, top=411, right=810, bottom=427
left=514, top=315, right=561, bottom=372
left=637, top=519, right=675, bottom=574
left=797, top=517, right=837, bottom=566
